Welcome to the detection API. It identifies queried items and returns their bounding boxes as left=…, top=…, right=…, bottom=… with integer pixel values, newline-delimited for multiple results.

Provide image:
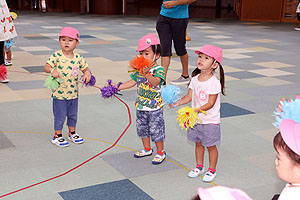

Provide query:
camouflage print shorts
left=136, top=108, right=165, bottom=142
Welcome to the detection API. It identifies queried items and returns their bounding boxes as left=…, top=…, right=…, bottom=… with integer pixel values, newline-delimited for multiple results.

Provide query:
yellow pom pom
left=10, top=12, right=17, bottom=20
left=176, top=106, right=200, bottom=130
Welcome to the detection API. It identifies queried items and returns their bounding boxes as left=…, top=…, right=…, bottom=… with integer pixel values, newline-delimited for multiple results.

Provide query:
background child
left=4, top=1, right=16, bottom=66
left=117, top=33, right=167, bottom=165
left=295, top=0, right=300, bottom=31
left=0, top=0, right=17, bottom=83
left=272, top=97, right=300, bottom=199
left=44, top=27, right=91, bottom=147
left=171, top=45, right=225, bottom=182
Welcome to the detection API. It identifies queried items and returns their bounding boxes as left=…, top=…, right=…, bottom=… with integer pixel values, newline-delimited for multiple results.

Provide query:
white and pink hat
left=197, top=186, right=253, bottom=200
left=59, top=27, right=79, bottom=40
left=195, top=45, right=223, bottom=64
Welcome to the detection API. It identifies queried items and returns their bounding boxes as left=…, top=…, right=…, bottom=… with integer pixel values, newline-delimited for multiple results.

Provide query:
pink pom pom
left=0, top=65, right=7, bottom=80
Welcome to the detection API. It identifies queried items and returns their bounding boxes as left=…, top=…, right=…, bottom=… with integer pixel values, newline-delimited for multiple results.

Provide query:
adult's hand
left=163, top=0, right=177, bottom=9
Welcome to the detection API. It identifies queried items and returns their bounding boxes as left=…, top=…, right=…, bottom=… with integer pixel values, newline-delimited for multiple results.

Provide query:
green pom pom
left=44, top=76, right=61, bottom=90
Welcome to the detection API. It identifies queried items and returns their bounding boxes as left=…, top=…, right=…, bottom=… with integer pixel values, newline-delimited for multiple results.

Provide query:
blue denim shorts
left=187, top=124, right=220, bottom=147
left=136, top=108, right=165, bottom=142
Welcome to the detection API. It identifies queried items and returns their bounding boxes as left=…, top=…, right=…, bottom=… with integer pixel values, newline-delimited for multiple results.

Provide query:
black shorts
left=156, top=15, right=188, bottom=57
left=297, top=13, right=300, bottom=21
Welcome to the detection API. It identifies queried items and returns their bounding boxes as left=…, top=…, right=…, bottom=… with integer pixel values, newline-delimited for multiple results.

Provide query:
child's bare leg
left=195, top=142, right=205, bottom=166
left=155, top=141, right=164, bottom=154
left=7, top=51, right=11, bottom=61
left=207, top=145, right=218, bottom=169
left=141, top=137, right=151, bottom=150
left=55, top=130, right=62, bottom=136
left=68, top=126, right=75, bottom=133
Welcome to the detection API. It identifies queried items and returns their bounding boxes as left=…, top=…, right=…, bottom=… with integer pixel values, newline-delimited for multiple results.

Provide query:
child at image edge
left=172, top=45, right=225, bottom=182
left=118, top=33, right=167, bottom=165
left=44, top=27, right=91, bottom=147
left=272, top=98, right=300, bottom=199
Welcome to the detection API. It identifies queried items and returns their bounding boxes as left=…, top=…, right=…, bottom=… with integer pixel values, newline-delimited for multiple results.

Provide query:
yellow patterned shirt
left=46, top=50, right=88, bottom=100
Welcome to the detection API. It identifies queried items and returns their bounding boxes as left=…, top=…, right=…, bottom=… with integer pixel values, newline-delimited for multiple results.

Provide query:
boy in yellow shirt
left=44, top=27, right=91, bottom=147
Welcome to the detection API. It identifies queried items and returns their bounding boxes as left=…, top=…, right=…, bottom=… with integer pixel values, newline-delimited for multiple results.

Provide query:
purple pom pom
left=81, top=73, right=96, bottom=87
left=100, top=80, right=121, bottom=98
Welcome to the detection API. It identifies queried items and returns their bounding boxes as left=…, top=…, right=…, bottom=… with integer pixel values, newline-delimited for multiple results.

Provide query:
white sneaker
left=51, top=136, right=69, bottom=147
left=170, top=75, right=190, bottom=85
left=4, top=61, right=12, bottom=66
left=294, top=27, right=300, bottom=31
left=0, top=78, right=9, bottom=83
left=68, top=133, right=84, bottom=144
left=202, top=170, right=217, bottom=182
left=188, top=167, right=205, bottom=178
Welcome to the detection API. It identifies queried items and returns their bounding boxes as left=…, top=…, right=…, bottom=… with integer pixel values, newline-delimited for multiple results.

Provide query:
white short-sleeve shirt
left=189, top=74, right=221, bottom=124
left=278, top=184, right=300, bottom=199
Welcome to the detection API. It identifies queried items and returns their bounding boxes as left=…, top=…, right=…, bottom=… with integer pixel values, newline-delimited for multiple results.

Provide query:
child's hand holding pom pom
left=45, top=75, right=63, bottom=90
left=176, top=106, right=207, bottom=130
left=81, top=71, right=96, bottom=87
left=161, top=85, right=181, bottom=107
left=129, top=55, right=151, bottom=75
left=100, top=79, right=123, bottom=99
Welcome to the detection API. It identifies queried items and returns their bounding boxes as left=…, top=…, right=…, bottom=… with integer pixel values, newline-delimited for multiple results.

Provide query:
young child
left=171, top=45, right=225, bottom=182
left=4, top=2, right=15, bottom=66
left=44, top=27, right=91, bottom=147
left=295, top=0, right=300, bottom=31
left=272, top=97, right=300, bottom=199
left=117, top=33, right=166, bottom=164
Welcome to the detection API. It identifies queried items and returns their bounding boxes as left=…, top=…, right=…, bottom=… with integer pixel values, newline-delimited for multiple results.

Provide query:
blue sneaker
left=52, top=136, right=69, bottom=147
left=68, top=133, right=84, bottom=144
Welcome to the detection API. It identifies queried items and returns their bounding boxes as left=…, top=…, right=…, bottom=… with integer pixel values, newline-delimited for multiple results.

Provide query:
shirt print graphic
left=135, top=75, right=162, bottom=110
left=198, top=89, right=208, bottom=102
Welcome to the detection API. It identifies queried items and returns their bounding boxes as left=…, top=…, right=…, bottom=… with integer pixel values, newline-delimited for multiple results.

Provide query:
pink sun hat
left=59, top=27, right=80, bottom=40
left=195, top=45, right=223, bottom=63
left=280, top=119, right=300, bottom=156
left=197, top=186, right=253, bottom=200
left=137, top=33, right=160, bottom=52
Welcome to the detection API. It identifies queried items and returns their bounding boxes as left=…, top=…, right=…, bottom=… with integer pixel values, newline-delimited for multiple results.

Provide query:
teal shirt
left=160, top=0, right=189, bottom=19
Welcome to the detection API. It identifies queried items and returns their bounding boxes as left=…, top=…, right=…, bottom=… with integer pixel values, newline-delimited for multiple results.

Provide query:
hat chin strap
left=152, top=45, right=157, bottom=62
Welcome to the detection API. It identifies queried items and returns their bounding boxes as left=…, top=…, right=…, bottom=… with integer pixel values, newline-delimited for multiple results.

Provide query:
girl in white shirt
left=172, top=45, right=225, bottom=182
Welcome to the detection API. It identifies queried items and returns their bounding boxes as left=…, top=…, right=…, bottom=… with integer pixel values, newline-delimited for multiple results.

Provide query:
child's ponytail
left=219, top=63, right=225, bottom=95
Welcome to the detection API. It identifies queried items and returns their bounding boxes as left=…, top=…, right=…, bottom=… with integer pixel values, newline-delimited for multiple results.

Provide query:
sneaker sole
left=68, top=137, right=84, bottom=144
left=134, top=152, right=152, bottom=158
left=170, top=81, right=190, bottom=85
left=51, top=140, right=69, bottom=147
left=152, top=157, right=166, bottom=165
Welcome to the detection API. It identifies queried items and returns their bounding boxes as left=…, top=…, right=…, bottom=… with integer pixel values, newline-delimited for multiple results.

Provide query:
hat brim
left=195, top=50, right=214, bottom=59
left=280, top=119, right=300, bottom=156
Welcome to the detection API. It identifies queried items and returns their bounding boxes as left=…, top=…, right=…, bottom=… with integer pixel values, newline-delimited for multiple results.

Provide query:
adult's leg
left=171, top=18, right=189, bottom=77
left=156, top=15, right=173, bottom=78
